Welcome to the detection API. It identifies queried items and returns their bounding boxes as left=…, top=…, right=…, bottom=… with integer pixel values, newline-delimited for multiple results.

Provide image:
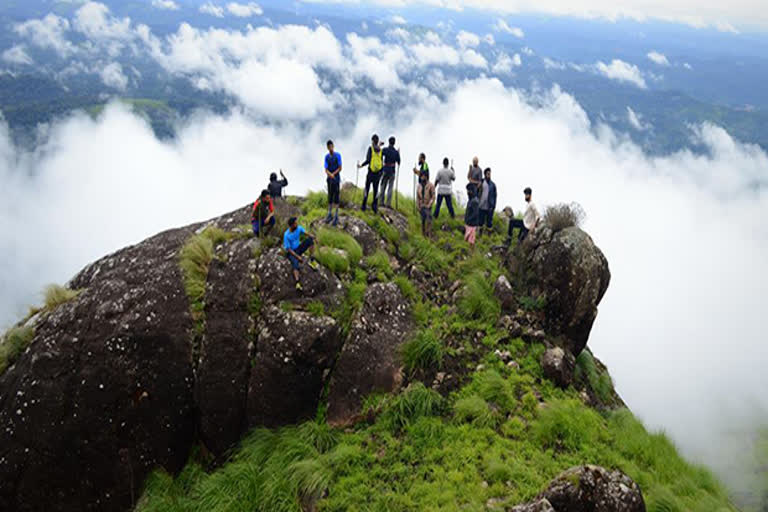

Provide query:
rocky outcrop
left=541, top=347, right=575, bottom=389
left=494, top=274, right=517, bottom=312
left=256, top=247, right=343, bottom=308
left=326, top=283, right=412, bottom=426
left=513, top=465, right=646, bottom=512
left=247, top=307, right=342, bottom=427
left=523, top=227, right=610, bottom=356
left=312, top=215, right=385, bottom=256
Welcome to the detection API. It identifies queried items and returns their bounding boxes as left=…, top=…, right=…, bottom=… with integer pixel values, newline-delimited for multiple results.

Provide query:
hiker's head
left=389, top=136, right=396, bottom=146
left=443, top=157, right=449, bottom=167
left=484, top=168, right=492, bottom=180
left=327, top=140, right=334, bottom=153
left=371, top=134, right=379, bottom=146
left=419, top=152, right=426, bottom=164
left=288, top=217, right=298, bottom=231
left=260, top=189, right=270, bottom=200
left=524, top=187, right=532, bottom=202
left=269, top=172, right=277, bottom=182
left=472, top=156, right=479, bottom=167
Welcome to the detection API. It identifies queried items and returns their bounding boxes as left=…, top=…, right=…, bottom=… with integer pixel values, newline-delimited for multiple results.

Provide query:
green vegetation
left=43, top=284, right=81, bottom=310
left=0, top=326, right=35, bottom=374
left=306, top=301, right=326, bottom=317
left=315, top=247, right=351, bottom=274
left=330, top=269, right=367, bottom=337
left=458, top=271, right=501, bottom=324
left=574, top=350, right=615, bottom=402
left=315, top=228, right=363, bottom=274
left=401, top=329, right=444, bottom=374
left=519, top=295, right=546, bottom=312
left=365, top=249, right=393, bottom=280
left=393, top=275, right=418, bottom=301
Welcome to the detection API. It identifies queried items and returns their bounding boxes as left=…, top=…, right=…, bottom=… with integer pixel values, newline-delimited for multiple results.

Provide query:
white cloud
left=14, top=14, right=75, bottom=57
left=226, top=2, right=263, bottom=17
left=456, top=29, right=480, bottom=48
left=200, top=2, right=225, bottom=17
left=626, top=106, right=650, bottom=130
left=74, top=2, right=133, bottom=41
left=492, top=51, right=521, bottom=74
left=683, top=62, right=693, bottom=70
left=521, top=46, right=534, bottom=56
left=99, top=61, right=128, bottom=90
left=483, top=34, right=495, bottom=45
left=596, top=59, right=647, bottom=88
left=493, top=19, right=525, bottom=38
left=151, top=0, right=180, bottom=10
left=386, top=27, right=412, bottom=43
left=460, top=48, right=488, bottom=68
left=390, top=15, right=407, bottom=25
left=2, top=45, right=33, bottom=66
left=543, top=57, right=566, bottom=70
left=647, top=50, right=670, bottom=66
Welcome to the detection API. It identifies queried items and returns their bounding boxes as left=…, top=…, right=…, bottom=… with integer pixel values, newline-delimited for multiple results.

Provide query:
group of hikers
left=251, top=135, right=542, bottom=290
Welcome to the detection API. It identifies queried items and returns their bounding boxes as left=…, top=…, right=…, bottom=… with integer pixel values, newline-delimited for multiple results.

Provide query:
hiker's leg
left=371, top=173, right=381, bottom=213
left=252, top=220, right=260, bottom=237
left=519, top=227, right=529, bottom=242
left=446, top=195, right=455, bottom=218
left=264, top=217, right=276, bottom=235
left=478, top=210, right=487, bottom=234
left=434, top=195, right=443, bottom=218
left=362, top=173, right=372, bottom=209
left=385, top=174, right=394, bottom=206
left=486, top=211, right=493, bottom=230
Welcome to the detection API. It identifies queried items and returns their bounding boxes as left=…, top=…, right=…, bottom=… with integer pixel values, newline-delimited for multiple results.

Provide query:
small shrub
left=518, top=295, right=546, bottom=312
left=306, top=301, right=326, bottom=317
left=201, top=226, right=231, bottom=246
left=408, top=236, right=448, bottom=273
left=381, top=382, right=445, bottom=432
left=575, top=350, right=614, bottom=402
left=365, top=249, right=393, bottom=279
left=393, top=276, right=418, bottom=301
left=303, top=191, right=328, bottom=213
left=532, top=399, right=604, bottom=452
left=43, top=284, right=80, bottom=310
left=543, top=202, right=586, bottom=232
left=315, top=247, right=351, bottom=274
left=0, top=326, right=35, bottom=374
left=179, top=234, right=214, bottom=309
left=484, top=457, right=512, bottom=484
left=476, top=370, right=516, bottom=413
left=401, top=329, right=444, bottom=374
left=332, top=270, right=367, bottom=336
left=453, top=395, right=497, bottom=428
left=458, top=272, right=501, bottom=324
left=317, top=228, right=363, bottom=265
left=501, top=417, right=526, bottom=439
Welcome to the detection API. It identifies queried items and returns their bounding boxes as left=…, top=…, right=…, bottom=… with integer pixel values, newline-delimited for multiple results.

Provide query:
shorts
left=286, top=237, right=314, bottom=270
left=327, top=180, right=340, bottom=205
left=464, top=226, right=477, bottom=244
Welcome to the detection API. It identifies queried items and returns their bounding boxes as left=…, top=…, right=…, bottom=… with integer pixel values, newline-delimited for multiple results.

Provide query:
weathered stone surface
left=510, top=498, right=556, bottom=512
left=247, top=307, right=342, bottom=427
left=494, top=274, right=517, bottom=312
left=541, top=465, right=645, bottom=512
left=541, top=347, right=575, bottom=389
left=0, top=225, right=198, bottom=512
left=256, top=247, right=343, bottom=308
left=312, top=215, right=384, bottom=256
left=525, top=227, right=610, bottom=355
left=326, top=283, right=412, bottom=426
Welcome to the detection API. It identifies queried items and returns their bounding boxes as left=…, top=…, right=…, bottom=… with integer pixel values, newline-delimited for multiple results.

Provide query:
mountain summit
left=0, top=188, right=733, bottom=511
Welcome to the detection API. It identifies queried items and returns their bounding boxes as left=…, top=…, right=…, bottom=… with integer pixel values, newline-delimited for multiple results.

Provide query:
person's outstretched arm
left=359, top=147, right=372, bottom=168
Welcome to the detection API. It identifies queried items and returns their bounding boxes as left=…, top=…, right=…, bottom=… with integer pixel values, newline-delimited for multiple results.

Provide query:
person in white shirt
left=507, top=187, right=541, bottom=243
left=433, top=157, right=456, bottom=219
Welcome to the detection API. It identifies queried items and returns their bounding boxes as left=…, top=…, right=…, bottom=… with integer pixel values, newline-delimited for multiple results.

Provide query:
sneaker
left=332, top=216, right=338, bottom=227
left=309, top=260, right=319, bottom=271
left=295, top=281, right=303, bottom=291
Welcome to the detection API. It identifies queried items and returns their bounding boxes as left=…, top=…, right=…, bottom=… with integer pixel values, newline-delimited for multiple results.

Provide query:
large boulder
left=326, top=283, right=412, bottom=426
left=510, top=499, right=555, bottom=512
left=539, top=465, right=646, bottom=512
left=541, top=347, right=575, bottom=389
left=256, top=247, right=343, bottom=308
left=0, top=225, right=198, bottom=512
left=247, top=307, right=342, bottom=427
left=525, top=227, right=610, bottom=355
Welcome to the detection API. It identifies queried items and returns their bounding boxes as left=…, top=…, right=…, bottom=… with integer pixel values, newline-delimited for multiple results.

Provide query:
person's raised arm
left=358, top=147, right=372, bottom=169
left=280, top=169, right=288, bottom=186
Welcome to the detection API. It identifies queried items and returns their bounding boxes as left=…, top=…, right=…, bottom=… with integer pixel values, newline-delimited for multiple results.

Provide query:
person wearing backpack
left=464, top=183, right=480, bottom=250
left=357, top=134, right=384, bottom=214
left=252, top=189, right=276, bottom=238
left=379, top=136, right=400, bottom=209
left=433, top=157, right=456, bottom=219
left=268, top=170, right=288, bottom=199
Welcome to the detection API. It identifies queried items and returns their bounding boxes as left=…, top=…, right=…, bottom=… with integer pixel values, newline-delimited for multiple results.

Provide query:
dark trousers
left=362, top=171, right=382, bottom=212
left=433, top=194, right=455, bottom=219
left=479, top=209, right=493, bottom=228
left=508, top=218, right=529, bottom=242
left=379, top=171, right=395, bottom=207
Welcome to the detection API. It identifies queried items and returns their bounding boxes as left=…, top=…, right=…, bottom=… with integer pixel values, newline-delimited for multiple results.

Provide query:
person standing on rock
left=464, top=183, right=480, bottom=249
left=416, top=170, right=436, bottom=237
left=433, top=157, right=456, bottom=220
left=268, top=170, right=288, bottom=199
left=507, top=187, right=541, bottom=244
left=357, top=134, right=384, bottom=213
left=467, top=156, right=483, bottom=196
left=324, top=140, right=342, bottom=226
left=252, top=189, right=276, bottom=238
left=379, top=136, right=400, bottom=209
left=478, top=168, right=497, bottom=236
left=284, top=217, right=320, bottom=291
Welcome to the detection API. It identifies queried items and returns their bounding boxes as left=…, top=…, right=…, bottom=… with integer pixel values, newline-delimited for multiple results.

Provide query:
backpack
left=370, top=146, right=383, bottom=173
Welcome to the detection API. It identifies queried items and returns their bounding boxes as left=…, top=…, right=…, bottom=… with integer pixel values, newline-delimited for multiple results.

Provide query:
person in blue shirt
left=324, top=140, right=342, bottom=226
left=379, top=136, right=401, bottom=209
left=284, top=217, right=319, bottom=290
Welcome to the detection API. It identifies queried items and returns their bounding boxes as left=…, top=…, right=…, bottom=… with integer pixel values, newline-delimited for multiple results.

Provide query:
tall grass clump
left=401, top=329, right=444, bottom=374
left=332, top=269, right=367, bottom=336
left=179, top=234, right=214, bottom=313
left=393, top=276, right=418, bottom=302
left=458, top=271, right=501, bottom=324
left=543, top=202, right=586, bottom=232
left=574, top=350, right=614, bottom=402
left=43, top=284, right=81, bottom=310
left=317, top=228, right=363, bottom=266
left=0, top=326, right=35, bottom=374
left=532, top=399, right=604, bottom=452
left=380, top=382, right=445, bottom=432
left=315, top=247, right=351, bottom=274
left=403, top=235, right=448, bottom=273
left=453, top=395, right=497, bottom=428
left=302, top=191, right=328, bottom=213
left=365, top=249, right=393, bottom=279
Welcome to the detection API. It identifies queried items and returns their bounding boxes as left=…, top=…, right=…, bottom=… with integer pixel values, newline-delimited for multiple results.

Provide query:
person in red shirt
left=252, top=189, right=276, bottom=237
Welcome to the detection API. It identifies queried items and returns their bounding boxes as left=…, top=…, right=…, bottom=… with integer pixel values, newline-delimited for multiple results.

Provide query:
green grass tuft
left=401, top=329, right=444, bottom=374
left=0, top=326, right=35, bottom=374
left=43, top=284, right=81, bottom=310
left=365, top=249, right=393, bottom=280
left=380, top=382, right=445, bottom=433
left=317, top=228, right=363, bottom=265
left=315, top=247, right=351, bottom=274
left=458, top=271, right=501, bottom=324
left=393, top=276, right=418, bottom=302
left=305, top=301, right=326, bottom=317
left=574, top=350, right=615, bottom=402
left=453, top=395, right=498, bottom=428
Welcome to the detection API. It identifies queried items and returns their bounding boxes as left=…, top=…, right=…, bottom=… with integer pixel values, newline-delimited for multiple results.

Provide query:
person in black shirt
left=267, top=170, right=288, bottom=199
left=379, top=136, right=400, bottom=209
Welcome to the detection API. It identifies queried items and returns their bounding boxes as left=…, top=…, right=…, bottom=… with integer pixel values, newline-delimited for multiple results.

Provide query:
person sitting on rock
left=252, top=189, right=276, bottom=237
left=268, top=170, right=288, bottom=199
left=464, top=183, right=480, bottom=249
left=284, top=216, right=319, bottom=290
left=416, top=169, right=436, bottom=237
left=507, top=187, right=541, bottom=244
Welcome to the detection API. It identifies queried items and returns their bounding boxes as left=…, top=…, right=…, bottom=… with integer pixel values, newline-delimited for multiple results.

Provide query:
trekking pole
left=355, top=160, right=360, bottom=206
left=412, top=161, right=417, bottom=214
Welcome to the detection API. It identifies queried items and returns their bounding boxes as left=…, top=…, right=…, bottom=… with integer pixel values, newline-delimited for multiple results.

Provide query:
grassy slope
left=136, top=190, right=735, bottom=512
